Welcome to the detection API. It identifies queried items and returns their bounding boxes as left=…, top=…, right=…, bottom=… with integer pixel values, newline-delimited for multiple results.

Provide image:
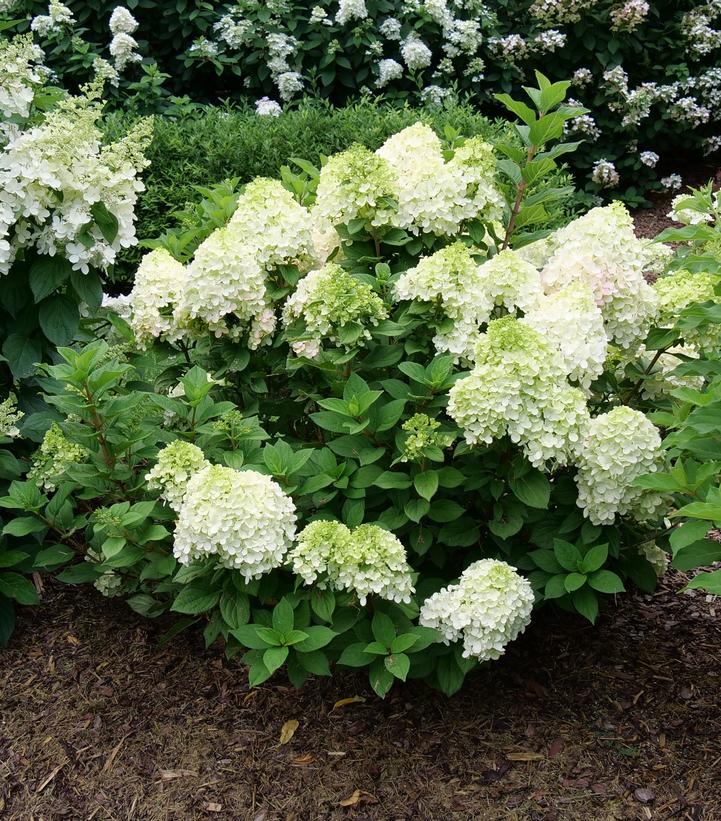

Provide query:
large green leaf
left=29, top=256, right=73, bottom=303
left=38, top=295, right=80, bottom=346
left=509, top=469, right=551, bottom=509
left=2, top=334, right=42, bottom=379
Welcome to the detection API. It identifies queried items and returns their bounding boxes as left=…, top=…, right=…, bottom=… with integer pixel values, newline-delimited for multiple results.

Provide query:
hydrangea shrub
left=1, top=79, right=708, bottom=692
left=0, top=35, right=150, bottom=642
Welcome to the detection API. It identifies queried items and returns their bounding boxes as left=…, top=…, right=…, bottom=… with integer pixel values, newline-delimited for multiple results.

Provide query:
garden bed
left=2, top=571, right=719, bottom=820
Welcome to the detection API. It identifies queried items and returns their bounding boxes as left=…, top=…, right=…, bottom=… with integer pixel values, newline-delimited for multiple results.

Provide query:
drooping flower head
left=419, top=559, right=534, bottom=661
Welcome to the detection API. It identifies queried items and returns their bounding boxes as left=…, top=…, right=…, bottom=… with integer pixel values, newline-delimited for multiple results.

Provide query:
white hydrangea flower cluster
left=187, top=38, right=219, bottom=59
left=0, top=394, right=23, bottom=439
left=30, top=0, right=75, bottom=37
left=395, top=242, right=491, bottom=360
left=108, top=7, right=141, bottom=72
left=109, top=6, right=138, bottom=34
left=314, top=143, right=397, bottom=227
left=419, top=559, right=534, bottom=661
left=531, top=29, right=567, bottom=52
left=0, top=86, right=152, bottom=277
left=92, top=56, right=120, bottom=88
left=146, top=440, right=210, bottom=511
left=591, top=159, right=620, bottom=187
left=255, top=96, right=282, bottom=116
left=375, top=124, right=503, bottom=236
left=395, top=245, right=542, bottom=361
left=421, top=84, right=452, bottom=108
left=178, top=226, right=268, bottom=341
left=448, top=317, right=588, bottom=468
left=336, top=0, right=368, bottom=26
left=401, top=33, right=433, bottom=70
left=610, top=0, right=649, bottom=32
left=228, top=177, right=315, bottom=269
left=523, top=282, right=607, bottom=390
left=131, top=177, right=331, bottom=348
left=128, top=249, right=187, bottom=346
left=682, top=2, right=721, bottom=56
left=376, top=58, right=404, bottom=88
left=661, top=173, right=683, bottom=191
left=0, top=35, right=45, bottom=122
left=575, top=407, right=664, bottom=525
left=27, top=423, right=87, bottom=491
left=172, top=464, right=296, bottom=579
left=283, top=263, right=388, bottom=357
left=667, top=195, right=713, bottom=225
left=379, top=17, right=402, bottom=39
left=539, top=203, right=659, bottom=350
left=289, top=520, right=415, bottom=605
left=572, top=68, right=594, bottom=87
left=213, top=11, right=253, bottom=49
left=653, top=269, right=721, bottom=351
left=488, top=34, right=528, bottom=64
left=529, top=0, right=596, bottom=26
left=310, top=6, right=331, bottom=25
left=639, top=150, right=659, bottom=167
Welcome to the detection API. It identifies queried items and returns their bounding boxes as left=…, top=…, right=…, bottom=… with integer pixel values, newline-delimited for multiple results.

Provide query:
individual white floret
left=419, top=559, right=534, bottom=661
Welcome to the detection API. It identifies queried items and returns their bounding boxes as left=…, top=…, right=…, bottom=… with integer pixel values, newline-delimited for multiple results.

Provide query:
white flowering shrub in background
left=0, top=34, right=151, bottom=385
left=3, top=76, right=711, bottom=692
left=4, top=0, right=719, bottom=199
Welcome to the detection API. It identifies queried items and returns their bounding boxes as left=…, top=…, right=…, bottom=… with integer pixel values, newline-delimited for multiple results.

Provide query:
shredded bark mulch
left=1, top=569, right=719, bottom=821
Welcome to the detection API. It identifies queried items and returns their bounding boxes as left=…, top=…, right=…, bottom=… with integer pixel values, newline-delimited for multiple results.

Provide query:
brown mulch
left=1, top=569, right=720, bottom=821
